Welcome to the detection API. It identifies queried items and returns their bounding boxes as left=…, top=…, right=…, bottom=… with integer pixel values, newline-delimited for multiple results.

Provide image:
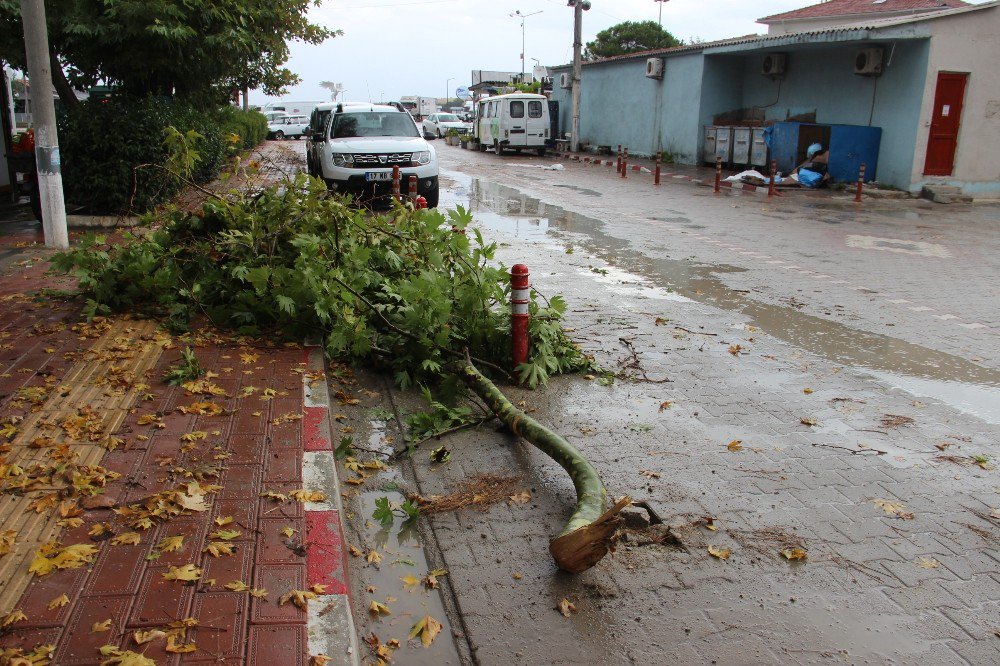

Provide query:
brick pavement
left=0, top=185, right=356, bottom=664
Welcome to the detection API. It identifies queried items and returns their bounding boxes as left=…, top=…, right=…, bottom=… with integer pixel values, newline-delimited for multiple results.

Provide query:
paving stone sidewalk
left=0, top=203, right=356, bottom=664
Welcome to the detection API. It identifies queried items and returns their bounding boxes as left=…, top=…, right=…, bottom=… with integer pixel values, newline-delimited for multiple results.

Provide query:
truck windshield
left=331, top=112, right=418, bottom=138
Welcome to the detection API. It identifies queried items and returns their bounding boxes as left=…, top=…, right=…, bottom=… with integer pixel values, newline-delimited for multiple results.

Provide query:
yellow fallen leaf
left=289, top=489, right=327, bottom=503
left=215, top=515, right=233, bottom=526
left=639, top=470, right=661, bottom=479
left=401, top=575, right=421, bottom=591
left=0, top=529, right=15, bottom=555
left=803, top=388, right=813, bottom=394
left=916, top=556, right=940, bottom=569
left=727, top=440, right=743, bottom=452
left=165, top=635, right=197, bottom=653
left=281, top=526, right=297, bottom=538
left=366, top=549, right=382, bottom=566
left=249, top=588, right=268, bottom=598
left=210, top=529, right=241, bottom=541
left=557, top=598, right=577, bottom=617
left=310, top=583, right=328, bottom=594
left=28, top=543, right=98, bottom=576
left=348, top=545, right=363, bottom=558
left=204, top=542, right=235, bottom=558
left=658, top=401, right=673, bottom=411
left=162, top=563, right=202, bottom=582
left=47, top=593, right=70, bottom=610
left=111, top=532, right=141, bottom=546
left=508, top=490, right=532, bottom=503
left=181, top=379, right=226, bottom=396
left=100, top=649, right=157, bottom=665
left=280, top=589, right=317, bottom=610
left=179, top=431, right=209, bottom=442
left=177, top=401, right=224, bottom=416
left=225, top=581, right=249, bottom=592
left=800, top=418, right=818, bottom=427
left=2, top=610, right=26, bottom=627
left=310, top=655, right=332, bottom=666
left=133, top=629, right=167, bottom=644
left=157, top=535, right=185, bottom=553
left=89, top=523, right=112, bottom=537
left=873, top=499, right=915, bottom=520
left=408, top=615, right=443, bottom=647
left=369, top=600, right=391, bottom=616
left=781, top=547, right=808, bottom=561
left=92, top=618, right=112, bottom=632
left=708, top=545, right=731, bottom=560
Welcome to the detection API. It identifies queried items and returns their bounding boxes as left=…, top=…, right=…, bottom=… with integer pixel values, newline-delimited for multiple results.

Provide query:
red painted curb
left=305, top=510, right=349, bottom=595
left=303, top=406, right=331, bottom=451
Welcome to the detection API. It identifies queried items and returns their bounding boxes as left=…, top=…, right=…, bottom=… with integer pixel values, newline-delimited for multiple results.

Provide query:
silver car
left=421, top=113, right=471, bottom=138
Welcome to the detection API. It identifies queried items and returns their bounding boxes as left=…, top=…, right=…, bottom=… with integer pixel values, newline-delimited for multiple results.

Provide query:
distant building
left=549, top=1, right=1000, bottom=197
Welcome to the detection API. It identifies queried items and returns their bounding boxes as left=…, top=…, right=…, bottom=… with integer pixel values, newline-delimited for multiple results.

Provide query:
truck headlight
left=412, top=151, right=431, bottom=165
left=332, top=152, right=353, bottom=167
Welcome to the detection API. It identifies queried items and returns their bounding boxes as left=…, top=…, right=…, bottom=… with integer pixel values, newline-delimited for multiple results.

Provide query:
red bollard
left=654, top=152, right=661, bottom=186
left=415, top=195, right=427, bottom=209
left=616, top=145, right=622, bottom=174
left=855, top=163, right=866, bottom=203
left=621, top=148, right=628, bottom=179
left=392, top=165, right=401, bottom=202
left=408, top=175, right=417, bottom=201
left=768, top=160, right=777, bottom=197
left=510, top=264, right=530, bottom=370
left=714, top=156, right=722, bottom=194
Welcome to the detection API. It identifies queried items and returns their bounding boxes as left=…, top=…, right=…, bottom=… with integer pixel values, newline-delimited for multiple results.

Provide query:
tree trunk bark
left=48, top=48, right=78, bottom=109
left=458, top=360, right=629, bottom=573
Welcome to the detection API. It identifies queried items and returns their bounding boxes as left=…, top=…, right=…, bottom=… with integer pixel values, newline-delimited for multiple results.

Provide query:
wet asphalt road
left=309, top=139, right=1000, bottom=665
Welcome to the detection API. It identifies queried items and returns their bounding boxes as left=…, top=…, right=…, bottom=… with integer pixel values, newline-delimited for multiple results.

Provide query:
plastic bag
left=798, top=168, right=822, bottom=188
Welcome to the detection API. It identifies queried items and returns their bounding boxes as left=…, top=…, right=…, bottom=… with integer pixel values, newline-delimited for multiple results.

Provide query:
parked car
left=473, top=93, right=550, bottom=156
left=315, top=102, right=439, bottom=207
left=306, top=103, right=337, bottom=176
left=421, top=113, right=471, bottom=139
left=267, top=115, right=309, bottom=139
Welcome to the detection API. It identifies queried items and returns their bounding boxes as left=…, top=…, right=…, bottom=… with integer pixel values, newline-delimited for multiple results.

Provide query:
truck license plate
left=365, top=172, right=392, bottom=182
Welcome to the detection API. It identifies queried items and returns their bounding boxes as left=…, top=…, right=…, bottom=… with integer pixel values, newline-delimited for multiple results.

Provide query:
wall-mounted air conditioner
left=645, top=57, right=664, bottom=80
left=854, top=48, right=885, bottom=76
left=559, top=72, right=572, bottom=89
left=761, top=53, right=787, bottom=77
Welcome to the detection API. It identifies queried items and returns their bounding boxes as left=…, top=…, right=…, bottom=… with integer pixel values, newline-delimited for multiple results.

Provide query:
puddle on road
left=443, top=175, right=1000, bottom=424
left=352, top=420, right=462, bottom=666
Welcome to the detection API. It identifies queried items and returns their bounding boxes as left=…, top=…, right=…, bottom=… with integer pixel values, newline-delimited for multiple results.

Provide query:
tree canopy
left=584, top=20, right=681, bottom=61
left=0, top=0, right=337, bottom=106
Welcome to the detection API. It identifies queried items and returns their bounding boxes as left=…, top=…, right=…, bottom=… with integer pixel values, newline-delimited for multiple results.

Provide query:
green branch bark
left=459, top=360, right=629, bottom=573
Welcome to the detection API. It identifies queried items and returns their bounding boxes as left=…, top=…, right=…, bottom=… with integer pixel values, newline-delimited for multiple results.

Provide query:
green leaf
left=372, top=496, right=394, bottom=528
left=334, top=436, right=354, bottom=460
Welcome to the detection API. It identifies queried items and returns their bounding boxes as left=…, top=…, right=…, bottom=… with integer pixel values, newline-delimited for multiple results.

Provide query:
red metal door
left=923, top=72, right=967, bottom=176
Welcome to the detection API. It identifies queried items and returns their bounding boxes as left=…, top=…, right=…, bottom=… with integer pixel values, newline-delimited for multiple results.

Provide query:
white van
left=474, top=93, right=550, bottom=156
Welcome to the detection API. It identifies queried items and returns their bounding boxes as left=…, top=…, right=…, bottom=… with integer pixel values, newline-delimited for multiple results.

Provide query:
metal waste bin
left=732, top=127, right=751, bottom=165
left=750, top=128, right=768, bottom=167
left=703, top=126, right=717, bottom=165
left=715, top=126, right=733, bottom=164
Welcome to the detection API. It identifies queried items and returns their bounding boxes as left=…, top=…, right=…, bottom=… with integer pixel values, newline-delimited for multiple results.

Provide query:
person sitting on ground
left=792, top=143, right=830, bottom=188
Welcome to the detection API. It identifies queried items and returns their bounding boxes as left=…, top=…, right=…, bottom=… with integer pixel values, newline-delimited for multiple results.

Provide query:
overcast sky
left=250, top=0, right=823, bottom=106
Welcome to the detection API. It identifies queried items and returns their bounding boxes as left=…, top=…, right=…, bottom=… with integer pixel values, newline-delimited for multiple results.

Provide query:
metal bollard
left=855, top=163, right=866, bottom=203
left=616, top=145, right=622, bottom=174
left=654, top=152, right=661, bottom=186
left=408, top=175, right=417, bottom=201
left=768, top=160, right=777, bottom=197
left=392, top=165, right=401, bottom=202
left=621, top=148, right=628, bottom=179
left=714, top=157, right=722, bottom=194
left=510, top=264, right=530, bottom=370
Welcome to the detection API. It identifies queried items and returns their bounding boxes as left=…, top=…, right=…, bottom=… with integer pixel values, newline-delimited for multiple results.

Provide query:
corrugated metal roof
left=547, top=0, right=997, bottom=69
left=759, top=0, right=967, bottom=23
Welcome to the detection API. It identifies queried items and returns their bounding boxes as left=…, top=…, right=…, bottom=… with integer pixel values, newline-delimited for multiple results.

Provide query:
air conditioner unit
left=559, top=72, right=572, bottom=89
left=761, top=53, right=787, bottom=77
left=854, top=47, right=884, bottom=76
left=645, top=57, right=664, bottom=80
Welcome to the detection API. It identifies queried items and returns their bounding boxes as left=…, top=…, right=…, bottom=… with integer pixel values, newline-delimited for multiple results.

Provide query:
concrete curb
left=301, top=342, right=360, bottom=666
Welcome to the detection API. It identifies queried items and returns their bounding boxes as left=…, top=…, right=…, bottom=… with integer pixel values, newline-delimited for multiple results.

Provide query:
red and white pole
left=654, top=152, right=661, bottom=186
left=714, top=156, right=722, bottom=194
left=511, top=264, right=530, bottom=370
left=408, top=174, right=417, bottom=201
left=621, top=147, right=628, bottom=179
left=768, top=160, right=777, bottom=197
left=392, top=165, right=401, bottom=202
left=616, top=144, right=622, bottom=174
left=855, top=163, right=866, bottom=203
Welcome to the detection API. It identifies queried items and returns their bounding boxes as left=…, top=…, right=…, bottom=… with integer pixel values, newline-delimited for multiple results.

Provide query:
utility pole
left=446, top=77, right=453, bottom=107
left=19, top=0, right=68, bottom=249
left=569, top=1, right=590, bottom=153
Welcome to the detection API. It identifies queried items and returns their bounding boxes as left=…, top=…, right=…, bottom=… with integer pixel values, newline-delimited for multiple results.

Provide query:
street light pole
left=19, top=0, right=68, bottom=249
left=511, top=10, right=543, bottom=84
left=446, top=77, right=453, bottom=108
left=655, top=0, right=670, bottom=28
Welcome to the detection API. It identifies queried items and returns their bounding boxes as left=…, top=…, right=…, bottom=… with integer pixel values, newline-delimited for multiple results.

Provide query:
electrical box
left=645, top=58, right=664, bottom=80
left=732, top=127, right=752, bottom=165
left=559, top=72, right=572, bottom=89
left=761, top=53, right=787, bottom=77
left=703, top=126, right=717, bottom=164
left=854, top=48, right=884, bottom=76
left=715, top=126, right=733, bottom=164
left=750, top=128, right=768, bottom=167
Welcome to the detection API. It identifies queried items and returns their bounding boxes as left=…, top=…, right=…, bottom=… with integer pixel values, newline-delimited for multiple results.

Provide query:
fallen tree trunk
left=459, top=360, right=630, bottom=573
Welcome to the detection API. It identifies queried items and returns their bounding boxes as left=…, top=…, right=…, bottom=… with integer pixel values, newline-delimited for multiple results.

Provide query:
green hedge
left=58, top=99, right=267, bottom=215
